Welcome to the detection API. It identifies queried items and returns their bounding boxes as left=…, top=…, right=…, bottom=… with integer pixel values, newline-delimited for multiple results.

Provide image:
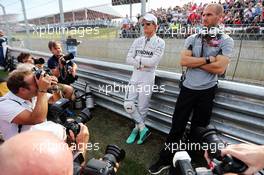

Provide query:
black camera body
left=64, top=107, right=91, bottom=136
left=60, top=53, right=75, bottom=65
left=47, top=98, right=92, bottom=136
left=59, top=53, right=78, bottom=84
left=172, top=151, right=247, bottom=175
left=32, top=67, right=59, bottom=93
left=33, top=57, right=45, bottom=65
left=47, top=98, right=71, bottom=124
left=32, top=67, right=52, bottom=80
left=84, top=157, right=116, bottom=175
left=194, top=127, right=248, bottom=175
left=74, top=145, right=125, bottom=175
left=171, top=127, right=248, bottom=175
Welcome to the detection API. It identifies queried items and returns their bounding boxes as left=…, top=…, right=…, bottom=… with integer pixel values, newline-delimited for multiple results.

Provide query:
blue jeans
left=67, top=45, right=77, bottom=57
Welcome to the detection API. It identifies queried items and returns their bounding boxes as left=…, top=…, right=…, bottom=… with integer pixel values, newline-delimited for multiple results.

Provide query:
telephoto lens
left=192, top=127, right=248, bottom=174
left=47, top=98, right=92, bottom=137
left=193, top=127, right=224, bottom=160
left=61, top=53, right=75, bottom=65
left=63, top=53, right=75, bottom=61
left=64, top=107, right=92, bottom=136
left=33, top=57, right=45, bottom=65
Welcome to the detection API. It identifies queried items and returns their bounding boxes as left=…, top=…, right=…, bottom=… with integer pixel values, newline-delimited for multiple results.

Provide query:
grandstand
left=150, top=0, right=264, bottom=26
left=0, top=14, right=19, bottom=34
left=26, top=6, right=122, bottom=26
left=120, top=0, right=264, bottom=39
left=0, top=14, right=19, bottom=24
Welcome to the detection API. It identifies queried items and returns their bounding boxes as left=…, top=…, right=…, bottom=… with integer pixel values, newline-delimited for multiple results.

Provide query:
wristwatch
left=205, top=56, right=211, bottom=64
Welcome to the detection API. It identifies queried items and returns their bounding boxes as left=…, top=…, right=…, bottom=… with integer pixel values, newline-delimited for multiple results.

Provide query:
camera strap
left=0, top=98, right=23, bottom=133
left=59, top=65, right=67, bottom=81
left=200, top=38, right=204, bottom=57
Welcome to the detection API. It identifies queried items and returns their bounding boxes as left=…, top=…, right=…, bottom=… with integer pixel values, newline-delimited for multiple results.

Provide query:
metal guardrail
left=8, top=47, right=264, bottom=145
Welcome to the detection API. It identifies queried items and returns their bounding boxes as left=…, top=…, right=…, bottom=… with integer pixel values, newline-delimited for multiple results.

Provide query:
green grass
left=13, top=27, right=118, bottom=40
left=0, top=69, right=166, bottom=174
left=84, top=106, right=207, bottom=175
left=0, top=69, right=167, bottom=173
left=0, top=68, right=206, bottom=174
left=86, top=106, right=168, bottom=175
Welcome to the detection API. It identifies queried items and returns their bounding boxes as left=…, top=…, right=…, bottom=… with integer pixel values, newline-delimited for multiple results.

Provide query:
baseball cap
left=141, top=13, right=157, bottom=25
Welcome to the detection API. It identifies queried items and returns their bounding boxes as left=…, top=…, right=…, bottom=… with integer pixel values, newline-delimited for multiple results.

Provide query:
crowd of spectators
left=121, top=0, right=264, bottom=38
left=152, top=0, right=264, bottom=26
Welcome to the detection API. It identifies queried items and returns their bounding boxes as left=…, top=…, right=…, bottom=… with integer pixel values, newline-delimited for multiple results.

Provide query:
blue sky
left=0, top=0, right=212, bottom=20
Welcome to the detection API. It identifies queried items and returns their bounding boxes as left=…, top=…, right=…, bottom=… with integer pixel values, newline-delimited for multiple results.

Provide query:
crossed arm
left=180, top=49, right=230, bottom=75
left=126, top=39, right=165, bottom=68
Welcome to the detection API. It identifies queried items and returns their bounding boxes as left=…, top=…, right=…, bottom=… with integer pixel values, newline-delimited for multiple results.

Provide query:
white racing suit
left=124, top=34, right=165, bottom=126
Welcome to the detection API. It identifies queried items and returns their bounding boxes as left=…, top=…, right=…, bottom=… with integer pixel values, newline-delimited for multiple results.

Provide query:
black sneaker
left=148, top=159, right=171, bottom=174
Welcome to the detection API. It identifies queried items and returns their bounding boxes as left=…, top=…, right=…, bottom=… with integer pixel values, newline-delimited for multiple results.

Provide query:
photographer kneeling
left=17, top=52, right=75, bottom=101
left=48, top=41, right=78, bottom=85
left=0, top=68, right=57, bottom=140
left=0, top=67, right=86, bottom=142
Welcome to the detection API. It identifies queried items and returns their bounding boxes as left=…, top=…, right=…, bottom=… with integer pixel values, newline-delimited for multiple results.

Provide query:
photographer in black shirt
left=47, top=41, right=78, bottom=85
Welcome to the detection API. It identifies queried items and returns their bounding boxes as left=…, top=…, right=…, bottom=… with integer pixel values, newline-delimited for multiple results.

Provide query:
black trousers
left=159, top=85, right=217, bottom=163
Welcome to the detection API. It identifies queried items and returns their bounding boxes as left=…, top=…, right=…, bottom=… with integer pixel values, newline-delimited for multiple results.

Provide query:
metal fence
left=8, top=47, right=264, bottom=145
left=119, top=25, right=264, bottom=41
left=8, top=37, right=264, bottom=86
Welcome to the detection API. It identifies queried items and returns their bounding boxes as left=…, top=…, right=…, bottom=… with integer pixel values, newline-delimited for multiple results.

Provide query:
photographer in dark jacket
left=47, top=41, right=78, bottom=85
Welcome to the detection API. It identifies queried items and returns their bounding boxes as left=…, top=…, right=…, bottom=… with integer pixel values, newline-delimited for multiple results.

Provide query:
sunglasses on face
left=142, top=23, right=153, bottom=26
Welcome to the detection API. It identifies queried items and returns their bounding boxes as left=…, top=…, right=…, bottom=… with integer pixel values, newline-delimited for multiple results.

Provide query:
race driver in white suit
left=124, top=13, right=165, bottom=145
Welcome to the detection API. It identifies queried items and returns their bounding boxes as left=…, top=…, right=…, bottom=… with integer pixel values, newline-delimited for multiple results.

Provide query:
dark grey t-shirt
left=183, top=34, right=234, bottom=90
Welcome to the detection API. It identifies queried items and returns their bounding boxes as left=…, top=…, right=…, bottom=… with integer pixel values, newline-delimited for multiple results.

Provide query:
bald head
left=205, top=3, right=224, bottom=16
left=0, top=131, right=73, bottom=175
left=202, top=3, right=224, bottom=27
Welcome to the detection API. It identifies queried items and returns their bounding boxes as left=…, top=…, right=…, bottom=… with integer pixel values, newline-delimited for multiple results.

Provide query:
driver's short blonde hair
left=48, top=40, right=61, bottom=51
